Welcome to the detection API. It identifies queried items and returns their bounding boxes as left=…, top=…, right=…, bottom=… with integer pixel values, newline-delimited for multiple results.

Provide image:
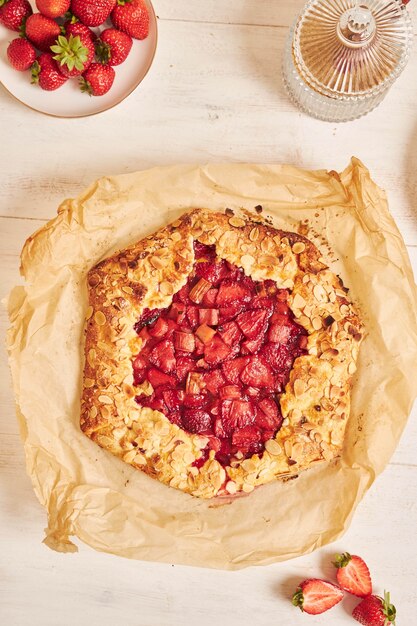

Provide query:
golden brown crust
left=80, top=208, right=363, bottom=498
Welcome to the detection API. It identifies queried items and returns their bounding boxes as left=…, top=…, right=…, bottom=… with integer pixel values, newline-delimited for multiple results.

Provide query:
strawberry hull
left=133, top=241, right=307, bottom=466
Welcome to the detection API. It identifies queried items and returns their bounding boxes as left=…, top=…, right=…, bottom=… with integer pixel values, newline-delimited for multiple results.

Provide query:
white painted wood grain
left=1, top=3, right=417, bottom=625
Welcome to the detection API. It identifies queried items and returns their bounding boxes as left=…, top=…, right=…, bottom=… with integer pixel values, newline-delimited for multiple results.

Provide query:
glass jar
left=282, top=0, right=413, bottom=122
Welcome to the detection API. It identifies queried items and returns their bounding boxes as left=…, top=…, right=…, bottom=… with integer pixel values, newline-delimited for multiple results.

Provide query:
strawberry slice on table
left=292, top=579, right=344, bottom=615
left=352, top=591, right=396, bottom=625
left=0, top=0, right=32, bottom=32
left=333, top=552, right=372, bottom=597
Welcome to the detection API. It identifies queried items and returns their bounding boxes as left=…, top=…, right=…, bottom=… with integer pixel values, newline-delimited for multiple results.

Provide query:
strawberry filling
left=133, top=242, right=307, bottom=467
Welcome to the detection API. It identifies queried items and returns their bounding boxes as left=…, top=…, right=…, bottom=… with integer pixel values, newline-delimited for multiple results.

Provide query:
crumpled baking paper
left=6, top=158, right=417, bottom=569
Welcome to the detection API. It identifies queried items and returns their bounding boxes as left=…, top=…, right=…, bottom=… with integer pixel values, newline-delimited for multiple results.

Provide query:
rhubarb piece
left=198, top=308, right=219, bottom=326
left=186, top=372, right=204, bottom=395
left=189, top=278, right=212, bottom=303
left=195, top=323, right=217, bottom=345
left=174, top=331, right=195, bottom=353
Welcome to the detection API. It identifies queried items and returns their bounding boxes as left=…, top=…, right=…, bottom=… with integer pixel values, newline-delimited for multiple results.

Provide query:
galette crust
left=80, top=209, right=363, bottom=498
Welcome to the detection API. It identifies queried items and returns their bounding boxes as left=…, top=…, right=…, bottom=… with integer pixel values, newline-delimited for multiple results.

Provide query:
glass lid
left=292, top=0, right=413, bottom=98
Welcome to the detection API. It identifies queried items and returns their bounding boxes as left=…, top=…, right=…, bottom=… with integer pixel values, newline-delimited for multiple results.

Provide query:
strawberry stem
left=292, top=588, right=304, bottom=611
left=51, top=34, right=88, bottom=72
left=333, top=552, right=352, bottom=568
left=382, top=591, right=396, bottom=625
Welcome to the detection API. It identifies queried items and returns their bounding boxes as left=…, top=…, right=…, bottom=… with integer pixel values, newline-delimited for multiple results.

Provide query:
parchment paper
left=6, top=158, right=417, bottom=569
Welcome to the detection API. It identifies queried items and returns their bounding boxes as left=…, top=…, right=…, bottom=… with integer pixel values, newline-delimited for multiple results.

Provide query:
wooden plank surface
left=1, top=1, right=417, bottom=625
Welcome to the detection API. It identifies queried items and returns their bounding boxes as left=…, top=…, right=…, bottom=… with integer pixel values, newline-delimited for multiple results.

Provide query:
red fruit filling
left=133, top=242, right=307, bottom=467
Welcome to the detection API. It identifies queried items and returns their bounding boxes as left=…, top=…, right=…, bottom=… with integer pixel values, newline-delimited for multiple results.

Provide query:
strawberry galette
left=81, top=209, right=363, bottom=498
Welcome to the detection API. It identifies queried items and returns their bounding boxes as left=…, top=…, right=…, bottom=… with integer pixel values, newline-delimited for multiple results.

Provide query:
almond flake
left=292, top=293, right=306, bottom=309
left=84, top=378, right=95, bottom=388
left=292, top=242, right=306, bottom=254
left=98, top=395, right=113, bottom=405
left=94, top=311, right=106, bottom=326
left=241, top=254, right=255, bottom=266
left=86, top=306, right=93, bottom=320
left=265, top=439, right=282, bottom=456
left=348, top=361, right=356, bottom=375
left=228, top=216, right=245, bottom=228
left=294, top=378, right=307, bottom=398
left=249, top=227, right=261, bottom=242
left=312, top=317, right=322, bottom=330
left=160, top=281, right=174, bottom=295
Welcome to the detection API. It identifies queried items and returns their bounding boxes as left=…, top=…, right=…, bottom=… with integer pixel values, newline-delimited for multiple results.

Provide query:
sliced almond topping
left=150, top=256, right=167, bottom=270
left=313, top=284, right=327, bottom=302
left=84, top=378, right=95, bottom=388
left=123, top=450, right=137, bottom=464
left=284, top=440, right=292, bottom=457
left=292, top=242, right=306, bottom=254
left=241, top=254, right=255, bottom=266
left=259, top=254, right=279, bottom=266
left=160, top=281, right=174, bottom=295
left=312, top=317, right=322, bottom=330
left=98, top=395, right=113, bottom=405
left=241, top=458, right=257, bottom=472
left=122, top=286, right=133, bottom=294
left=86, top=305, right=93, bottom=320
left=225, top=481, right=237, bottom=494
left=340, top=304, right=350, bottom=316
left=292, top=293, right=307, bottom=309
left=249, top=227, right=260, bottom=242
left=228, top=216, right=246, bottom=228
left=94, top=311, right=106, bottom=326
left=265, top=439, right=282, bottom=456
left=294, top=378, right=307, bottom=398
left=348, top=361, right=356, bottom=375
left=261, top=238, right=275, bottom=253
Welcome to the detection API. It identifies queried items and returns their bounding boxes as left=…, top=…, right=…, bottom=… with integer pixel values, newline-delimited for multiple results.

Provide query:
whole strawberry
left=352, top=591, right=396, bottom=626
left=95, top=27, right=132, bottom=65
left=51, top=33, right=94, bottom=77
left=333, top=552, right=372, bottom=597
left=63, top=19, right=96, bottom=43
left=0, top=0, right=32, bottom=32
left=24, top=13, right=61, bottom=52
left=292, top=579, right=344, bottom=615
left=71, top=0, right=116, bottom=27
left=7, top=37, right=36, bottom=70
left=36, top=0, right=70, bottom=19
left=110, top=0, right=149, bottom=40
left=31, top=52, right=68, bottom=90
left=80, top=62, right=115, bottom=95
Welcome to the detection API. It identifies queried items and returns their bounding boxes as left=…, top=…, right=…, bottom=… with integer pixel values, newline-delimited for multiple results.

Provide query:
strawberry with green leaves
left=80, top=63, right=115, bottom=96
left=35, top=0, right=70, bottom=19
left=292, top=579, right=344, bottom=615
left=95, top=27, right=132, bottom=65
left=71, top=0, right=116, bottom=27
left=333, top=552, right=372, bottom=597
left=31, top=52, right=68, bottom=90
left=24, top=13, right=61, bottom=52
left=110, top=0, right=149, bottom=40
left=51, top=34, right=94, bottom=77
left=0, top=0, right=32, bottom=31
left=7, top=37, right=36, bottom=70
left=353, top=591, right=396, bottom=626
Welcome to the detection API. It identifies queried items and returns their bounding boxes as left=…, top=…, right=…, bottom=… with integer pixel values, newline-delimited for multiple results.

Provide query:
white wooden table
left=1, top=2, right=417, bottom=624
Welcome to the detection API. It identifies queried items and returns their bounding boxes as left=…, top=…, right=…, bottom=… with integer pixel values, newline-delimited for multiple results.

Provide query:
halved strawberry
left=149, top=339, right=176, bottom=373
left=204, top=335, right=231, bottom=365
left=202, top=288, right=218, bottom=306
left=240, top=356, right=275, bottom=389
left=220, top=385, right=242, bottom=399
left=198, top=308, right=219, bottom=326
left=227, top=400, right=256, bottom=430
left=236, top=309, right=268, bottom=339
left=147, top=368, right=176, bottom=388
left=216, top=279, right=252, bottom=305
left=162, top=389, right=184, bottom=410
left=218, top=320, right=242, bottom=346
left=256, top=398, right=283, bottom=430
left=173, top=331, right=195, bottom=353
left=333, top=552, right=372, bottom=598
left=148, top=317, right=168, bottom=338
left=195, top=258, right=227, bottom=283
left=232, top=425, right=261, bottom=453
left=175, top=356, right=195, bottom=382
left=241, top=333, right=266, bottom=355
left=292, top=579, right=344, bottom=615
left=168, top=302, right=186, bottom=323
left=222, top=356, right=250, bottom=384
left=203, top=369, right=226, bottom=394
left=352, top=591, right=396, bottom=626
left=182, top=409, right=211, bottom=433
left=218, top=301, right=247, bottom=322
left=261, top=343, right=294, bottom=371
